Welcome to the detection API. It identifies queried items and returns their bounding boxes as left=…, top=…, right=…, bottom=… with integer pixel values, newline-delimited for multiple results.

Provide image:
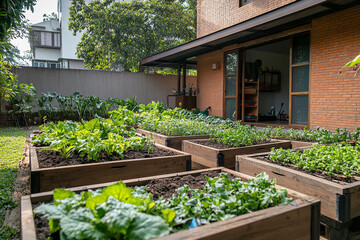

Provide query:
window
left=39, top=32, right=61, bottom=47
left=239, top=0, right=253, bottom=7
left=39, top=62, right=45, bottom=68
left=33, top=62, right=38, bottom=67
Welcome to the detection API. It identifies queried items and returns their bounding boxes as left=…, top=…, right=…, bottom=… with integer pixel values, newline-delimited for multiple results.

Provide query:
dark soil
left=36, top=145, right=176, bottom=168
left=33, top=203, right=53, bottom=240
left=33, top=170, right=231, bottom=240
left=193, top=140, right=232, bottom=149
left=146, top=170, right=224, bottom=199
left=256, top=155, right=359, bottom=184
left=193, top=139, right=270, bottom=149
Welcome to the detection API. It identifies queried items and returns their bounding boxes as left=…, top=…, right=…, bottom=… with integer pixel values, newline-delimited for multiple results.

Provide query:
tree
left=43, top=12, right=59, bottom=21
left=69, top=0, right=196, bottom=72
left=0, top=0, right=36, bottom=57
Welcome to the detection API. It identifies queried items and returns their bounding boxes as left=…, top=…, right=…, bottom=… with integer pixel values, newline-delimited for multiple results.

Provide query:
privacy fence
left=14, top=67, right=197, bottom=107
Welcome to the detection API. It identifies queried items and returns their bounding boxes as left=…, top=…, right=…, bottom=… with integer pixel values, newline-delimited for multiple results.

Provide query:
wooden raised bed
left=183, top=139, right=292, bottom=169
left=21, top=167, right=320, bottom=240
left=30, top=143, right=191, bottom=193
left=236, top=152, right=360, bottom=239
left=137, top=128, right=210, bottom=150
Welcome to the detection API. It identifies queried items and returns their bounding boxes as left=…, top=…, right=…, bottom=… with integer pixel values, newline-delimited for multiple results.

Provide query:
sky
left=11, top=0, right=58, bottom=56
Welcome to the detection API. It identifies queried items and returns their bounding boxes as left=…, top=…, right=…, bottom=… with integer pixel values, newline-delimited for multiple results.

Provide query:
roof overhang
left=141, top=0, right=359, bottom=69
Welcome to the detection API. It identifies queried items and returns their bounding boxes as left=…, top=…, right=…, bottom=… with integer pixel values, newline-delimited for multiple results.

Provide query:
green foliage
left=43, top=12, right=58, bottom=21
left=37, top=91, right=138, bottom=121
left=269, top=143, right=360, bottom=179
left=34, top=182, right=171, bottom=240
left=0, top=127, right=27, bottom=238
left=34, top=172, right=290, bottom=239
left=259, top=126, right=360, bottom=144
left=0, top=58, right=18, bottom=101
left=342, top=54, right=360, bottom=68
left=211, top=126, right=269, bottom=147
left=0, top=0, right=36, bottom=58
left=157, top=172, right=291, bottom=226
left=68, top=0, right=196, bottom=71
left=32, top=117, right=151, bottom=161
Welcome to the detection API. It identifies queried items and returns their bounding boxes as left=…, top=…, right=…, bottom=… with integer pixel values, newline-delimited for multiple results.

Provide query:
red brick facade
left=310, top=5, right=360, bottom=131
left=197, top=0, right=296, bottom=38
left=196, top=2, right=360, bottom=130
left=197, top=50, right=224, bottom=116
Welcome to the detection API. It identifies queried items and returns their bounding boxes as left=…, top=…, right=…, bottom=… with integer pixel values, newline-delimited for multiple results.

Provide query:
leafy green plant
left=211, top=126, right=269, bottom=147
left=34, top=172, right=291, bottom=239
left=32, top=118, right=152, bottom=161
left=268, top=143, right=360, bottom=179
left=259, top=126, right=359, bottom=144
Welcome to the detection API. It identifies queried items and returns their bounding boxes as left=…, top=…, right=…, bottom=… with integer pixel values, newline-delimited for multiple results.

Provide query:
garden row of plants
left=268, top=143, right=360, bottom=180
left=138, top=103, right=360, bottom=145
left=32, top=115, right=151, bottom=161
left=32, top=101, right=360, bottom=163
left=4, top=82, right=137, bottom=125
left=34, top=172, right=291, bottom=240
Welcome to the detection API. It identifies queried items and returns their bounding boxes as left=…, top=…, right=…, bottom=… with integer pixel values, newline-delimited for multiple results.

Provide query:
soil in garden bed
left=36, top=145, right=176, bottom=168
left=33, top=170, right=234, bottom=240
left=193, top=139, right=270, bottom=150
left=256, top=155, right=360, bottom=184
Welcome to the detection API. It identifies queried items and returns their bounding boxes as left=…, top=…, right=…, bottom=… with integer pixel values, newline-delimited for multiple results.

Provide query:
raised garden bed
left=21, top=167, right=320, bottom=240
left=183, top=139, right=291, bottom=169
left=137, top=128, right=210, bottom=150
left=236, top=148, right=360, bottom=239
left=30, top=143, right=191, bottom=193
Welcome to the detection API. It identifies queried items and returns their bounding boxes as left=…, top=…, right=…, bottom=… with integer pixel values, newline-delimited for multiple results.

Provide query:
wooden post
left=182, top=61, right=187, bottom=94
left=177, top=64, right=181, bottom=93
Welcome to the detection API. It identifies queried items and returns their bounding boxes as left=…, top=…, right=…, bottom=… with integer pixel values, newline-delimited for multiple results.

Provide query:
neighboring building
left=29, top=20, right=62, bottom=68
left=29, top=0, right=86, bottom=69
left=141, top=0, right=360, bottom=131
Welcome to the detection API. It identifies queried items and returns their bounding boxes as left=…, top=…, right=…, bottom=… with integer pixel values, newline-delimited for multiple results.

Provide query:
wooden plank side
left=350, top=191, right=360, bottom=219
left=183, top=140, right=219, bottom=167
left=137, top=129, right=209, bottom=150
left=158, top=201, right=313, bottom=240
left=237, top=155, right=346, bottom=220
left=30, top=147, right=39, bottom=171
left=36, top=155, right=189, bottom=192
left=184, top=139, right=291, bottom=169
left=290, top=140, right=314, bottom=149
left=25, top=167, right=318, bottom=240
left=21, top=196, right=37, bottom=240
left=31, top=143, right=191, bottom=193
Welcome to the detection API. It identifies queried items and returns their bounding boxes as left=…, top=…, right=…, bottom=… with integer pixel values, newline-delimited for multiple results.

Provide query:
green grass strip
left=0, top=127, right=27, bottom=239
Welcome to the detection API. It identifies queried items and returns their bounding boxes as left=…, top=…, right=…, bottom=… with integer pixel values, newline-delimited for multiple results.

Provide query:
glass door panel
left=290, top=33, right=310, bottom=126
left=224, top=51, right=241, bottom=120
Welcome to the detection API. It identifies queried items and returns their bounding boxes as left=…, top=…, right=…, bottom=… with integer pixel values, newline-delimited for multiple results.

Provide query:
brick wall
left=310, top=5, right=360, bottom=131
left=197, top=50, right=224, bottom=116
left=197, top=0, right=296, bottom=38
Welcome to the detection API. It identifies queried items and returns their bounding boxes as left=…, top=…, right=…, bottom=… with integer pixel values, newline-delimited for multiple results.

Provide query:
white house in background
left=29, top=0, right=87, bottom=69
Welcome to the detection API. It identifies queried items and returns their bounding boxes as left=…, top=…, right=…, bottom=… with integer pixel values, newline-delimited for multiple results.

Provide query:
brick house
left=141, top=0, right=360, bottom=131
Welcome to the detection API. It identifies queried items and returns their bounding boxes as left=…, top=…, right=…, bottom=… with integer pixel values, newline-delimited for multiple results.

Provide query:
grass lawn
left=0, top=127, right=27, bottom=239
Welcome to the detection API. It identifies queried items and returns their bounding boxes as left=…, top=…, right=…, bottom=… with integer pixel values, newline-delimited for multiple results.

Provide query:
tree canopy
left=43, top=12, right=59, bottom=21
left=69, top=0, right=196, bottom=72
left=0, top=0, right=36, bottom=57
